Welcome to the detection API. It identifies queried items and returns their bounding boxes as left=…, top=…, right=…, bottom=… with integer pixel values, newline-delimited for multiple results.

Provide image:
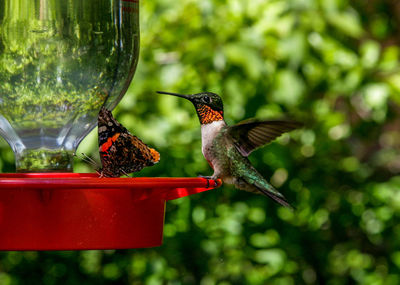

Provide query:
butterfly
left=96, top=106, right=160, bottom=177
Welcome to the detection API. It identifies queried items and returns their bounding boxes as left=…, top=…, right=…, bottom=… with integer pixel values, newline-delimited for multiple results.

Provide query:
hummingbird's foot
left=198, top=175, right=218, bottom=188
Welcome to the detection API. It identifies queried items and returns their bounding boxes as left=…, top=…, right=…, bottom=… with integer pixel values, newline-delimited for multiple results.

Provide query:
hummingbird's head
left=157, top=91, right=224, bottom=124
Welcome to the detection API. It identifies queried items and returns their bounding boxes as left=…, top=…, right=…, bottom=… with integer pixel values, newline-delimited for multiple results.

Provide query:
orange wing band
left=149, top=148, right=160, bottom=163
left=100, top=133, right=121, bottom=153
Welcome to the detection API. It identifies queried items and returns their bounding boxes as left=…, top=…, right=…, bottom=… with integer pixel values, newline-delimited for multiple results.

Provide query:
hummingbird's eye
left=203, top=96, right=211, bottom=103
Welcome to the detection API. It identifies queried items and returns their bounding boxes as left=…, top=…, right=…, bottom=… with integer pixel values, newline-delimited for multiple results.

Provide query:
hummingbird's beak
left=156, top=91, right=193, bottom=101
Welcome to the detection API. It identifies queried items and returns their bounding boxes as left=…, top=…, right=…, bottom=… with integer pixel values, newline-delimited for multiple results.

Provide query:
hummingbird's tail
left=238, top=172, right=293, bottom=208
left=253, top=182, right=292, bottom=209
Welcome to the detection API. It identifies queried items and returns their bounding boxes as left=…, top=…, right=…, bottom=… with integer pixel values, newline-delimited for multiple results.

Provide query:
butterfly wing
left=98, top=107, right=128, bottom=152
left=98, top=107, right=160, bottom=177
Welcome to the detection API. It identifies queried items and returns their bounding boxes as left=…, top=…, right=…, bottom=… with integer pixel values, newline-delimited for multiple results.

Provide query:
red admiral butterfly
left=97, top=106, right=160, bottom=177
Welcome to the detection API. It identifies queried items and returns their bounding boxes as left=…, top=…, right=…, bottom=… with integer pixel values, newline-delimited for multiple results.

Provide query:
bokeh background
left=1, top=0, right=400, bottom=284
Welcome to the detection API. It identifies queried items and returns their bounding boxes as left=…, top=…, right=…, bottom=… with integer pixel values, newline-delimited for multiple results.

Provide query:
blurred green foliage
left=1, top=0, right=400, bottom=284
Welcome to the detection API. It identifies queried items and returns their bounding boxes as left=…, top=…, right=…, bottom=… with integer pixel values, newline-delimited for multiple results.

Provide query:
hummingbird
left=157, top=91, right=301, bottom=208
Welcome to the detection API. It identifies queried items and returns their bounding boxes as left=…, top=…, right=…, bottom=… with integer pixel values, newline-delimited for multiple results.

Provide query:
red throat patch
left=196, top=105, right=224, bottom=124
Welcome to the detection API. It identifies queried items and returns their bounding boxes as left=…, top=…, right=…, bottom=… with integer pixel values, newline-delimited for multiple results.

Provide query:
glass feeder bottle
left=0, top=0, right=139, bottom=172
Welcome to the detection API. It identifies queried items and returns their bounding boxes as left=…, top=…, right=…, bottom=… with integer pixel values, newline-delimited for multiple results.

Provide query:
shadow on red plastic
left=0, top=173, right=221, bottom=250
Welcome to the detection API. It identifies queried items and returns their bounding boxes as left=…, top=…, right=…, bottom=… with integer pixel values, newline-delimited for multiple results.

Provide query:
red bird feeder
left=0, top=173, right=221, bottom=250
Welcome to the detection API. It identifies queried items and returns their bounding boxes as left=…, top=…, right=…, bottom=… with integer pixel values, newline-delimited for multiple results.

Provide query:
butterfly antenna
left=120, top=169, right=130, bottom=177
left=73, top=152, right=100, bottom=169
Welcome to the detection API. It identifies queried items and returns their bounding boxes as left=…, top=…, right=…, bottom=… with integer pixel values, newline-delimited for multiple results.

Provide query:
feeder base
left=0, top=173, right=221, bottom=250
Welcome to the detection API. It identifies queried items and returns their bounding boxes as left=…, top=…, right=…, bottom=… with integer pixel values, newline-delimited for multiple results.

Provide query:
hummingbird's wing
left=227, top=119, right=302, bottom=157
